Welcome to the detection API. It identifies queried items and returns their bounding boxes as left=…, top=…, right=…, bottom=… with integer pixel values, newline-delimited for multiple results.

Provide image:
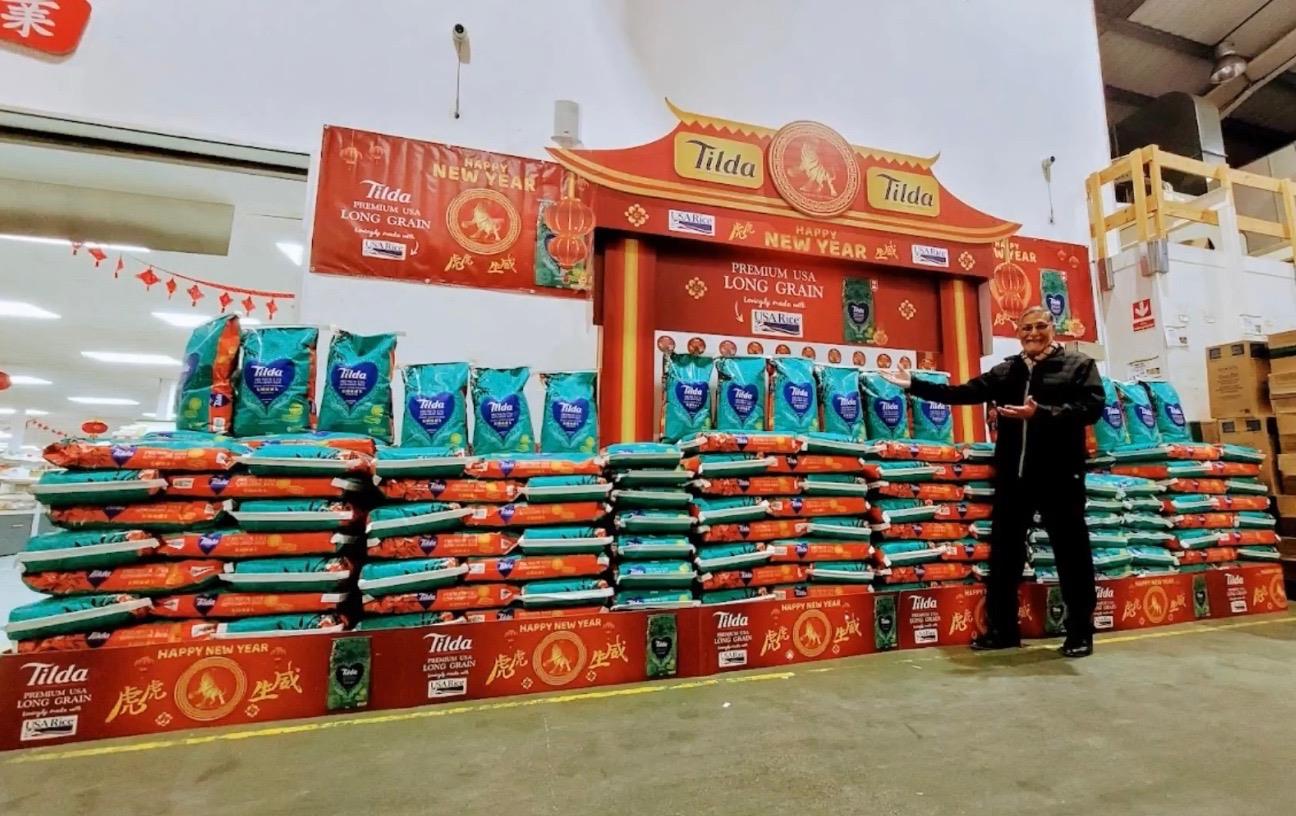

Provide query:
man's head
left=1017, top=305, right=1055, bottom=356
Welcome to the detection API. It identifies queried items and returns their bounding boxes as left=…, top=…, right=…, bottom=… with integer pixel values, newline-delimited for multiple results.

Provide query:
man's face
left=1018, top=311, right=1055, bottom=356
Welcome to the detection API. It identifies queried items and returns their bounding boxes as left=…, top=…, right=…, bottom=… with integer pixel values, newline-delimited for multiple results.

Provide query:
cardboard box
left=1206, top=341, right=1270, bottom=417
left=1267, top=329, right=1296, bottom=377
left=1191, top=420, right=1221, bottom=444
left=1277, top=414, right=1296, bottom=451
left=1278, top=452, right=1296, bottom=493
left=1276, top=496, right=1296, bottom=520
left=1219, top=416, right=1280, bottom=493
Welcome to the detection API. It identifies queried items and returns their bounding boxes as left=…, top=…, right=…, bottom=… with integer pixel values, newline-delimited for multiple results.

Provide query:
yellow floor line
left=9, top=614, right=1291, bottom=765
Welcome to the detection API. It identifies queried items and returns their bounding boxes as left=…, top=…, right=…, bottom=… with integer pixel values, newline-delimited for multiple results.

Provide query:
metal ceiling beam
left=1096, top=12, right=1214, bottom=61
left=1094, top=0, right=1149, bottom=22
left=1104, top=84, right=1155, bottom=108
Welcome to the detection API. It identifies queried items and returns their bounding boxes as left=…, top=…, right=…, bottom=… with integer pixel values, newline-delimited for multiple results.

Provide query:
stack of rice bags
left=11, top=433, right=246, bottom=652
left=1104, top=379, right=1279, bottom=570
left=863, top=372, right=995, bottom=591
left=359, top=366, right=614, bottom=629
left=669, top=356, right=877, bottom=605
left=605, top=441, right=698, bottom=610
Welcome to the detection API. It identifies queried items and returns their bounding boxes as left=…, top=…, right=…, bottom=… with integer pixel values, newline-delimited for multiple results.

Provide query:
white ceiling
left=0, top=141, right=307, bottom=446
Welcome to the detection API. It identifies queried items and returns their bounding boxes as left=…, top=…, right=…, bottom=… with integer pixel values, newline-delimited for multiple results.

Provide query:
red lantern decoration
left=546, top=235, right=588, bottom=269
left=0, top=370, right=10, bottom=391
left=82, top=420, right=108, bottom=436
left=990, top=260, right=1030, bottom=322
left=544, top=197, right=596, bottom=237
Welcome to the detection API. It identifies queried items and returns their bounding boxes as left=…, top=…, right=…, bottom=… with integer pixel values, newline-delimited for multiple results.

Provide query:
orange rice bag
left=932, top=503, right=994, bottom=521
left=152, top=591, right=345, bottom=618
left=166, top=474, right=357, bottom=499
left=378, top=478, right=523, bottom=504
left=875, top=482, right=967, bottom=501
left=368, top=532, right=517, bottom=559
left=16, top=620, right=216, bottom=653
left=879, top=563, right=974, bottom=584
left=23, top=560, right=223, bottom=596
left=49, top=501, right=227, bottom=531
left=1162, top=479, right=1229, bottom=494
left=1173, top=513, right=1240, bottom=529
left=764, top=541, right=875, bottom=563
left=878, top=522, right=970, bottom=540
left=698, top=519, right=810, bottom=543
left=1217, top=530, right=1280, bottom=546
left=1206, top=495, right=1271, bottom=512
left=700, top=564, right=809, bottom=590
left=928, top=463, right=996, bottom=482
left=465, top=502, right=609, bottom=528
left=513, top=605, right=608, bottom=619
left=691, top=476, right=804, bottom=496
left=1175, top=548, right=1238, bottom=566
left=463, top=554, right=609, bottom=582
left=464, top=457, right=603, bottom=479
left=766, top=455, right=878, bottom=476
left=683, top=432, right=803, bottom=454
left=765, top=496, right=869, bottom=518
left=362, top=584, right=519, bottom=614
left=941, top=541, right=993, bottom=562
left=44, top=440, right=238, bottom=471
left=874, top=440, right=963, bottom=463
left=160, top=530, right=349, bottom=559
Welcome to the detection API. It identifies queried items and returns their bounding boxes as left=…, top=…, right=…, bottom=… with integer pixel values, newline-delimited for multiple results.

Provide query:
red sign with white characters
left=0, top=0, right=91, bottom=55
left=1132, top=298, right=1155, bottom=332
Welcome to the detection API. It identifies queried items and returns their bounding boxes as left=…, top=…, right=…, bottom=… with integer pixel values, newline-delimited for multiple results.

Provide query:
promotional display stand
left=2, top=565, right=1284, bottom=751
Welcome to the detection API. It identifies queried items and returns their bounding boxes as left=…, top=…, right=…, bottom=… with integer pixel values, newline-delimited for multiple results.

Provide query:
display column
left=599, top=236, right=658, bottom=444
left=938, top=276, right=987, bottom=443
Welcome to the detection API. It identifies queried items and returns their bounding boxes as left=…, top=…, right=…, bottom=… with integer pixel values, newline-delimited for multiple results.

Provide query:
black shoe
left=1060, top=636, right=1093, bottom=658
left=970, top=632, right=1021, bottom=651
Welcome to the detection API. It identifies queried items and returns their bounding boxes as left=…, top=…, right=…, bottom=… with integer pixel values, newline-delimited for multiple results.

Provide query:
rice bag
left=909, top=372, right=954, bottom=444
left=874, top=440, right=962, bottom=463
left=694, top=543, right=771, bottom=571
left=518, top=579, right=614, bottom=608
left=1093, top=377, right=1130, bottom=452
left=240, top=431, right=377, bottom=454
left=522, top=476, right=612, bottom=505
left=878, top=522, right=969, bottom=541
left=680, top=431, right=802, bottom=455
left=167, top=473, right=361, bottom=499
left=176, top=314, right=241, bottom=434
left=16, top=620, right=216, bottom=653
left=23, top=560, right=222, bottom=596
left=220, top=556, right=353, bottom=592
left=380, top=477, right=523, bottom=504
left=540, top=371, right=598, bottom=454
left=684, top=454, right=775, bottom=477
left=873, top=498, right=941, bottom=523
left=808, top=562, right=876, bottom=583
left=615, top=510, right=696, bottom=534
left=928, top=463, right=995, bottom=482
left=661, top=353, right=714, bottom=442
left=241, top=443, right=374, bottom=476
left=932, top=503, right=994, bottom=522
left=48, top=501, right=228, bottom=532
left=1175, top=548, right=1238, bottom=566
left=1165, top=530, right=1223, bottom=550
left=816, top=366, right=865, bottom=440
left=465, top=502, right=610, bottom=528
left=1160, top=494, right=1218, bottom=514
left=714, top=356, right=767, bottom=432
left=319, top=330, right=397, bottom=442
left=515, top=526, right=612, bottom=555
left=1217, top=530, right=1279, bottom=547
left=214, top=614, right=347, bottom=638
left=873, top=462, right=941, bottom=483
left=1219, top=444, right=1265, bottom=464
left=372, top=446, right=472, bottom=478
left=612, top=590, right=697, bottom=610
left=768, top=357, right=820, bottom=434
left=764, top=540, right=875, bottom=563
left=614, top=536, right=695, bottom=560
left=363, top=584, right=518, bottom=615
left=876, top=540, right=947, bottom=566
left=603, top=442, right=684, bottom=470
left=153, top=590, right=346, bottom=619
left=1237, top=511, right=1276, bottom=529
left=1114, top=380, right=1160, bottom=447
left=44, top=438, right=243, bottom=472
left=465, top=453, right=603, bottom=479
left=801, top=475, right=871, bottom=497
left=941, top=540, right=992, bottom=562
left=32, top=469, right=166, bottom=507
left=1141, top=379, right=1190, bottom=443
left=615, top=560, right=696, bottom=589
left=1173, top=513, right=1239, bottom=529
left=161, top=529, right=352, bottom=559
left=231, top=499, right=356, bottom=532
left=401, top=362, right=471, bottom=449
left=768, top=454, right=876, bottom=475
left=234, top=326, right=320, bottom=436
left=691, top=497, right=770, bottom=525
left=700, top=588, right=775, bottom=605
left=861, top=372, right=909, bottom=440
left=471, top=366, right=533, bottom=454
left=18, top=529, right=159, bottom=572
left=368, top=531, right=517, bottom=560
left=800, top=432, right=876, bottom=457
left=367, top=502, right=472, bottom=537
left=1129, top=545, right=1177, bottom=567
left=765, top=496, right=869, bottom=518
left=700, top=564, right=809, bottom=591
left=1123, top=512, right=1175, bottom=530
left=880, top=563, right=974, bottom=584
left=699, top=519, right=810, bottom=543
left=464, top=554, right=610, bottom=582
left=691, top=476, right=803, bottom=497
left=1238, top=546, right=1281, bottom=561
left=610, top=488, right=692, bottom=509
left=5, top=594, right=151, bottom=641
left=357, top=558, right=468, bottom=596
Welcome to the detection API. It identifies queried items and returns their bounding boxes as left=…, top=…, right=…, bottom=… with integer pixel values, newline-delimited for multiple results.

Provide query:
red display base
left=1, top=566, right=1285, bottom=751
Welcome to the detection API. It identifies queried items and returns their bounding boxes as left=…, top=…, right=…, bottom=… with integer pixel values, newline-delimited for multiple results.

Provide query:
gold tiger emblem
left=797, top=144, right=838, bottom=197
left=461, top=203, right=503, bottom=241
left=543, top=644, right=574, bottom=675
left=800, top=623, right=823, bottom=648
left=188, top=671, right=228, bottom=709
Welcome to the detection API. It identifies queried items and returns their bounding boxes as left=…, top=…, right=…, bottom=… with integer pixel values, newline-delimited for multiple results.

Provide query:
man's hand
left=879, top=368, right=912, bottom=389
left=997, top=396, right=1039, bottom=420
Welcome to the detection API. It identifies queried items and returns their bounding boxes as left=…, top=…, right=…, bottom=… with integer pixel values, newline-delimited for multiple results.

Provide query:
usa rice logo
left=911, top=244, right=949, bottom=268
left=668, top=209, right=716, bottom=237
left=751, top=309, right=803, bottom=338
left=362, top=238, right=408, bottom=261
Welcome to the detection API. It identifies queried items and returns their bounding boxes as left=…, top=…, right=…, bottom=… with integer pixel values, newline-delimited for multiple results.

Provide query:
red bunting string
left=25, top=418, right=71, bottom=439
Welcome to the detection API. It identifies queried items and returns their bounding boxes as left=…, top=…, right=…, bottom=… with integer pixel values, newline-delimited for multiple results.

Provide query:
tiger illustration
left=188, top=671, right=228, bottom=708
left=797, top=144, right=838, bottom=197
left=462, top=203, right=503, bottom=241
left=801, top=623, right=823, bottom=648
left=544, top=644, right=574, bottom=675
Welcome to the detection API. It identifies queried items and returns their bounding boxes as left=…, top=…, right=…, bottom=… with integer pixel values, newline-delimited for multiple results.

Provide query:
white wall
left=1, top=0, right=1111, bottom=388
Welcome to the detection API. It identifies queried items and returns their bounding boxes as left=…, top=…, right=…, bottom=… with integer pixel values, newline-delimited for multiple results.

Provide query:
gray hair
left=1018, top=305, right=1050, bottom=323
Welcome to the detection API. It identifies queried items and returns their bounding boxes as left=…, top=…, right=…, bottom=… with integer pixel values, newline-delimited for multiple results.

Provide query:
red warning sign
left=1132, top=298, right=1155, bottom=332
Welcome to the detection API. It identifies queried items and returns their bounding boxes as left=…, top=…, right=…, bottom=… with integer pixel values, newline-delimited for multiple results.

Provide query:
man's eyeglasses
left=1017, top=321, right=1052, bottom=333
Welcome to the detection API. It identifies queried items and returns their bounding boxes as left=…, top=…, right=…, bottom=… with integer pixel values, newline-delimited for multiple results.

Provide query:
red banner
left=0, top=0, right=91, bottom=56
left=984, top=236, right=1097, bottom=342
left=895, top=584, right=989, bottom=648
left=311, top=126, right=593, bottom=297
left=1203, top=564, right=1288, bottom=617
left=692, top=591, right=877, bottom=673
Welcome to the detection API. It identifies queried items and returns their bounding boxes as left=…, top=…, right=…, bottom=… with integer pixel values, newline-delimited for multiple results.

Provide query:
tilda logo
left=714, top=610, right=749, bottom=629
left=1097, top=586, right=1115, bottom=599
left=751, top=309, right=803, bottom=338
left=252, top=364, right=284, bottom=379
left=1227, top=573, right=1245, bottom=587
left=911, top=244, right=949, bottom=268
left=22, top=662, right=89, bottom=686
left=911, top=596, right=938, bottom=611
left=424, top=632, right=473, bottom=653
left=360, top=179, right=413, bottom=203
left=668, top=209, right=716, bottom=237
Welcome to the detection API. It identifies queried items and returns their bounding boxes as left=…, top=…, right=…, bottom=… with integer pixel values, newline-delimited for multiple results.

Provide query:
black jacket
left=908, top=348, right=1104, bottom=482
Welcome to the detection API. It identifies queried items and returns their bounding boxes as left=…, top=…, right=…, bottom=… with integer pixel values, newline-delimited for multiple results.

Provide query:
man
left=882, top=305, right=1105, bottom=657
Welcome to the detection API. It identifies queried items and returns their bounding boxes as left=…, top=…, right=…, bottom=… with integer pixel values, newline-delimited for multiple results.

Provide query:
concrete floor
left=4, top=612, right=1296, bottom=816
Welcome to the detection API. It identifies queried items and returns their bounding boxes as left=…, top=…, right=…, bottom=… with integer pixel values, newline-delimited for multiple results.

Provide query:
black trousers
left=989, top=471, right=1096, bottom=639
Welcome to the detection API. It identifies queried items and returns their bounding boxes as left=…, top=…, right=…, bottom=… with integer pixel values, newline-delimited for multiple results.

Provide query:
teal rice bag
left=176, top=314, right=240, bottom=434
left=231, top=499, right=356, bottom=532
left=815, top=365, right=864, bottom=440
left=612, top=590, right=696, bottom=609
left=908, top=372, right=954, bottom=444
left=319, top=330, right=397, bottom=443
left=401, top=362, right=471, bottom=449
left=525, top=475, right=611, bottom=504
left=1142, top=379, right=1190, bottom=443
left=517, top=526, right=612, bottom=555
left=220, top=556, right=352, bottom=592
left=604, top=442, right=683, bottom=470
left=661, top=353, right=713, bottom=443
left=471, top=366, right=533, bottom=455
left=5, top=594, right=151, bottom=640
left=234, top=326, right=319, bottom=436
left=541, top=371, right=598, bottom=454
left=694, top=542, right=771, bottom=571
left=1114, top=380, right=1161, bottom=447
left=367, top=502, right=472, bottom=538
left=215, top=613, right=344, bottom=637
left=615, top=560, right=696, bottom=589
left=861, top=372, right=909, bottom=440
left=519, top=579, right=614, bottom=607
left=18, top=530, right=159, bottom=572
left=769, top=357, right=819, bottom=434
left=615, top=536, right=694, bottom=560
left=714, top=356, right=766, bottom=432
left=1094, top=377, right=1131, bottom=452
left=31, top=470, right=166, bottom=506
left=357, top=558, right=467, bottom=596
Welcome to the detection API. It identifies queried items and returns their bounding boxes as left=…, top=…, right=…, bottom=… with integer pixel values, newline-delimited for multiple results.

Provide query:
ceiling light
left=0, top=299, right=60, bottom=319
left=1210, top=41, right=1248, bottom=84
left=152, top=310, right=260, bottom=328
left=68, top=396, right=140, bottom=406
left=0, top=432, right=11, bottom=440
left=276, top=240, right=305, bottom=266
left=23, top=409, right=48, bottom=416
left=81, top=351, right=181, bottom=366
left=141, top=411, right=159, bottom=419
left=7, top=375, right=51, bottom=386
left=0, top=408, right=13, bottom=415
left=0, top=233, right=150, bottom=253
left=20, top=445, right=39, bottom=452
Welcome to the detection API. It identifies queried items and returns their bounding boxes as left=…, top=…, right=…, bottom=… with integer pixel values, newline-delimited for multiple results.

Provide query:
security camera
left=451, top=24, right=470, bottom=65
left=1041, top=156, right=1056, bottom=181
left=452, top=24, right=467, bottom=43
